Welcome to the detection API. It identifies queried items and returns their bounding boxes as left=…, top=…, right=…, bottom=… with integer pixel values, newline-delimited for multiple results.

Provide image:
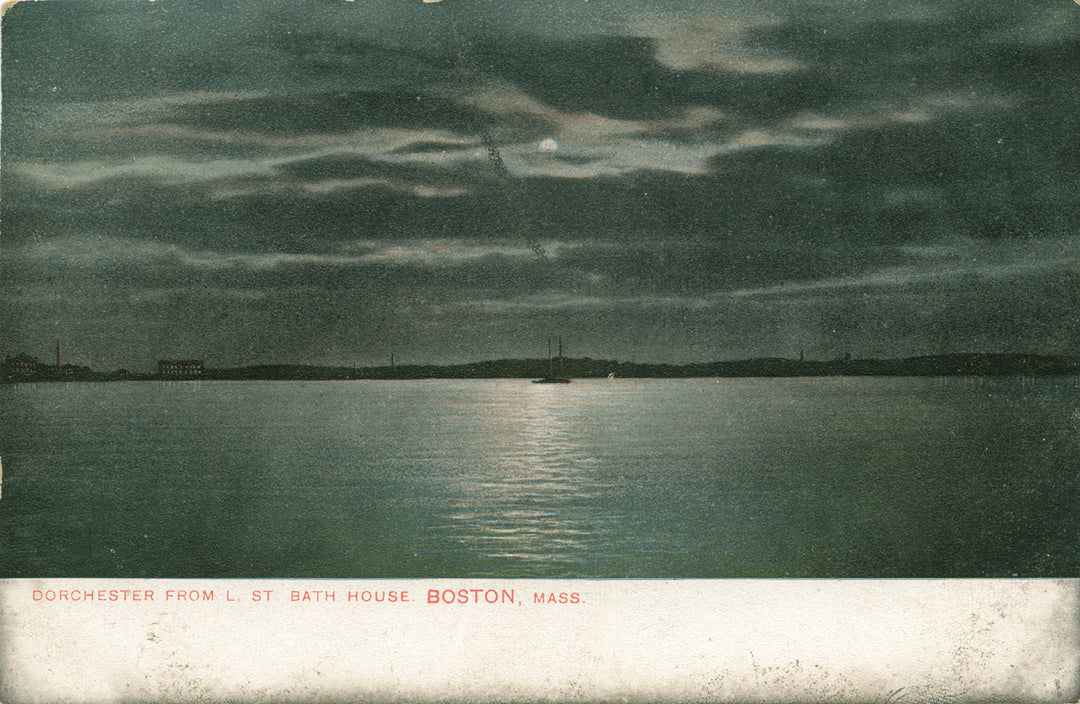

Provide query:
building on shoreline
left=4, top=353, right=44, bottom=381
left=158, top=360, right=205, bottom=379
left=4, top=352, right=92, bottom=382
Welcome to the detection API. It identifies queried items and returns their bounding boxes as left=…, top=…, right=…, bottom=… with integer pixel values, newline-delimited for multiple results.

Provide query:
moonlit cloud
left=630, top=12, right=806, bottom=75
left=9, top=234, right=568, bottom=273
left=302, top=179, right=472, bottom=198
left=726, top=238, right=1080, bottom=300
left=25, top=91, right=271, bottom=134
left=15, top=156, right=279, bottom=189
left=441, top=87, right=800, bottom=178
left=17, top=124, right=477, bottom=187
left=213, top=178, right=472, bottom=200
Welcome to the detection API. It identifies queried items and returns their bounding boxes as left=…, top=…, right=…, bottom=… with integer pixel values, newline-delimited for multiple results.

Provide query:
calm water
left=0, top=377, right=1077, bottom=577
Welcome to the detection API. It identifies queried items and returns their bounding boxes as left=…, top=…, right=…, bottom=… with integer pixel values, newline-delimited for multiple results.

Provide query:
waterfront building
left=158, top=360, right=205, bottom=379
left=4, top=353, right=44, bottom=381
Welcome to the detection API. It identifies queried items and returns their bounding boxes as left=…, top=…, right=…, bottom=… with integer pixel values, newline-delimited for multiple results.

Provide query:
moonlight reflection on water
left=0, top=378, right=1076, bottom=578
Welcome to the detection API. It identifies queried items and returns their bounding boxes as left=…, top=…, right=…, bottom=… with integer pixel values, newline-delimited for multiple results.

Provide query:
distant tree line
left=5, top=352, right=1078, bottom=383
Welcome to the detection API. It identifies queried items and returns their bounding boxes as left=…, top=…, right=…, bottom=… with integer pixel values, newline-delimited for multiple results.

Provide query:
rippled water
left=1, top=377, right=1077, bottom=577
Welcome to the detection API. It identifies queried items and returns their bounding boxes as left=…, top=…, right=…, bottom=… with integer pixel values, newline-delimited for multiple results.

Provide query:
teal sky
left=3, top=0, right=1079, bottom=370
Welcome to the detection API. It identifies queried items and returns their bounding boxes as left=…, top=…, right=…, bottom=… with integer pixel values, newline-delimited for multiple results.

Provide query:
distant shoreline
left=4, top=352, right=1079, bottom=383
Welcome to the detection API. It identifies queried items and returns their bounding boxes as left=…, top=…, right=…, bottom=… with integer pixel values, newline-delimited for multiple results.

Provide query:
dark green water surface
left=1, top=378, right=1076, bottom=577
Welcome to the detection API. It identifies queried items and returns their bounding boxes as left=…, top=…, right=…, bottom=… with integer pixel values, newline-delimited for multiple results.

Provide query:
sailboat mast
left=532, top=334, right=572, bottom=383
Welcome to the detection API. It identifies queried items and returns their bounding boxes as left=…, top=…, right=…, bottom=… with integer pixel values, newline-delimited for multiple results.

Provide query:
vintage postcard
left=1, top=0, right=1078, bottom=701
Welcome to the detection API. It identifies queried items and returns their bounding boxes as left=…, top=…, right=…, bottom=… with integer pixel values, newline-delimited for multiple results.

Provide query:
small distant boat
left=534, top=336, right=571, bottom=384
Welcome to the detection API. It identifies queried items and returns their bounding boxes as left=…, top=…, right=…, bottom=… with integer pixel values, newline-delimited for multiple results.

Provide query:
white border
left=2, top=578, right=1077, bottom=702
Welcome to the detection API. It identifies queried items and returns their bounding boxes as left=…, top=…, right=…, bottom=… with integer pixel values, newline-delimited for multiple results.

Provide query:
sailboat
left=533, top=336, right=572, bottom=384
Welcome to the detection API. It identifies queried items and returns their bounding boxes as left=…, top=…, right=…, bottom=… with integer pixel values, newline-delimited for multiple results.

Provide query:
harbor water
left=1, top=377, right=1076, bottom=577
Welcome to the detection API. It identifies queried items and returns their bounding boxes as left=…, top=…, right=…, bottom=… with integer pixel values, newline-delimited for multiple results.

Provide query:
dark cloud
left=472, top=37, right=682, bottom=121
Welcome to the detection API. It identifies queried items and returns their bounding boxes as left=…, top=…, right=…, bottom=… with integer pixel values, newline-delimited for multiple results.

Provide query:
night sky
left=3, top=0, right=1079, bottom=371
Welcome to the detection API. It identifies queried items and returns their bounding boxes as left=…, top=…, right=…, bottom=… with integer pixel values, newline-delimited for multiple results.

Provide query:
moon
left=538, top=138, right=559, bottom=151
